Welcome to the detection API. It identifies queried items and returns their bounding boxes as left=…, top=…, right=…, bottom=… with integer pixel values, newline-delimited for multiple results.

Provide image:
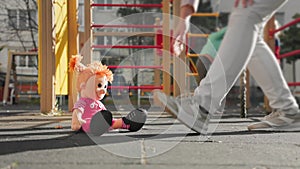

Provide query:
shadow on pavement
left=2, top=127, right=300, bottom=156
left=0, top=132, right=95, bottom=155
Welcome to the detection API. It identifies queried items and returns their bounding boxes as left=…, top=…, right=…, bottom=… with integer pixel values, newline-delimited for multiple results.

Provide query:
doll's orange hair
left=69, top=55, right=113, bottom=91
left=87, top=62, right=113, bottom=83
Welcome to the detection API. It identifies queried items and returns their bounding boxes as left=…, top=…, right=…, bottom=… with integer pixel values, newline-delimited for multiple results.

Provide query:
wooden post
left=172, top=0, right=188, bottom=97
left=2, top=51, right=13, bottom=105
left=12, top=55, right=18, bottom=103
left=67, top=0, right=79, bottom=110
left=162, top=0, right=171, bottom=95
left=81, top=0, right=92, bottom=65
left=153, top=17, right=162, bottom=105
left=3, top=52, right=38, bottom=105
left=38, top=0, right=56, bottom=113
left=263, top=15, right=276, bottom=113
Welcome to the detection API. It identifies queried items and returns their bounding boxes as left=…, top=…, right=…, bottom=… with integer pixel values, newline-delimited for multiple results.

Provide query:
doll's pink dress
left=73, top=97, right=106, bottom=132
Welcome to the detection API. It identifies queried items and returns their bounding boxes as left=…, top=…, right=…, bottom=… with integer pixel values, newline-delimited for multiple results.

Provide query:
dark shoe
left=122, top=108, right=147, bottom=132
left=90, top=110, right=112, bottom=136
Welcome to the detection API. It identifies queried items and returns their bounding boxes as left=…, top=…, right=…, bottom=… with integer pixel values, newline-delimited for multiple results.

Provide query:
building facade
left=0, top=0, right=38, bottom=80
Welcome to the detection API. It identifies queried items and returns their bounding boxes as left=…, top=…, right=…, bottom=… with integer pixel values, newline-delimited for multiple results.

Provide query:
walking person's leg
left=247, top=37, right=298, bottom=115
left=158, top=0, right=300, bottom=133
left=194, top=0, right=289, bottom=114
left=247, top=37, right=300, bottom=130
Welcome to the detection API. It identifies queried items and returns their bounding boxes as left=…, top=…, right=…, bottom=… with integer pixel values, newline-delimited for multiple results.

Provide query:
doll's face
left=94, top=75, right=108, bottom=100
left=80, top=75, right=108, bottom=101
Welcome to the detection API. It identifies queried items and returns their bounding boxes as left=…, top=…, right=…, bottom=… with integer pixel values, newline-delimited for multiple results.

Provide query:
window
left=97, top=36, right=104, bottom=45
left=107, top=0, right=112, bottom=10
left=17, top=56, right=26, bottom=67
left=28, top=56, right=37, bottom=68
left=97, top=0, right=105, bottom=10
left=106, top=36, right=112, bottom=45
left=16, top=55, right=37, bottom=68
left=7, top=9, right=37, bottom=30
left=15, top=55, right=38, bottom=78
left=96, top=31, right=112, bottom=45
left=8, top=9, right=17, bottom=28
left=78, top=2, right=85, bottom=31
left=96, top=0, right=112, bottom=10
left=19, top=10, right=28, bottom=30
left=29, top=10, right=37, bottom=27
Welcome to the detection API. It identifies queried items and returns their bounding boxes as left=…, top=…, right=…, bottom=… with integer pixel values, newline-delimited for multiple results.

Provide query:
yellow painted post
left=263, top=15, right=276, bottom=113
left=54, top=0, right=69, bottom=96
left=67, top=0, right=79, bottom=110
left=162, top=0, right=171, bottom=95
left=38, top=0, right=56, bottom=113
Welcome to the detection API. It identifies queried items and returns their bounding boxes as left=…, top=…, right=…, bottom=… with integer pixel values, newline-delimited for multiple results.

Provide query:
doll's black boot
left=122, top=108, right=147, bottom=132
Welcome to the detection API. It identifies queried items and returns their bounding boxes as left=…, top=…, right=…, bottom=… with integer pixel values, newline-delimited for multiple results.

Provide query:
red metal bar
left=108, top=86, right=163, bottom=90
left=108, top=65, right=162, bottom=69
left=278, top=50, right=300, bottom=59
left=288, top=82, right=300, bottom=87
left=92, top=24, right=162, bottom=29
left=91, top=3, right=163, bottom=8
left=92, top=45, right=162, bottom=49
left=270, top=18, right=300, bottom=36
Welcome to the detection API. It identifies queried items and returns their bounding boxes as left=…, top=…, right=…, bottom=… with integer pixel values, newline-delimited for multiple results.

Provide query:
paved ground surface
left=0, top=103, right=300, bottom=169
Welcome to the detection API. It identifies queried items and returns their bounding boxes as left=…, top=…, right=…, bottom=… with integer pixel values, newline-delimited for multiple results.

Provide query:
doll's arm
left=75, top=109, right=86, bottom=124
left=73, top=109, right=86, bottom=124
left=71, top=109, right=86, bottom=131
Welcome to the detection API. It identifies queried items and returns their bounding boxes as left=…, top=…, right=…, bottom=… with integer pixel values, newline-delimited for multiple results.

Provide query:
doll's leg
left=110, top=108, right=147, bottom=131
left=90, top=110, right=113, bottom=136
left=111, top=118, right=123, bottom=129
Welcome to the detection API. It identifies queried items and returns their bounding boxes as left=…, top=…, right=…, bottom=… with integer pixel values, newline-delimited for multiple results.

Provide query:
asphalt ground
left=0, top=103, right=300, bottom=169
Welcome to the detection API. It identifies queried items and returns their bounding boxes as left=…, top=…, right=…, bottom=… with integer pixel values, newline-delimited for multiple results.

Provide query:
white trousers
left=194, top=0, right=299, bottom=114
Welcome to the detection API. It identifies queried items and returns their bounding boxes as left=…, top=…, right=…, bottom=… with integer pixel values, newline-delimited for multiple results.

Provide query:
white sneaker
left=157, top=91, right=209, bottom=134
left=248, top=110, right=300, bottom=131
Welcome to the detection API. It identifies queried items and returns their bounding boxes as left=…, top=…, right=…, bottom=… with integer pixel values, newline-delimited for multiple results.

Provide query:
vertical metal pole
left=240, top=69, right=247, bottom=117
left=240, top=69, right=251, bottom=118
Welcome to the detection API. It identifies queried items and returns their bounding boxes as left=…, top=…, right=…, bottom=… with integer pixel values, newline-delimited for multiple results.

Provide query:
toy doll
left=69, top=55, right=147, bottom=136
